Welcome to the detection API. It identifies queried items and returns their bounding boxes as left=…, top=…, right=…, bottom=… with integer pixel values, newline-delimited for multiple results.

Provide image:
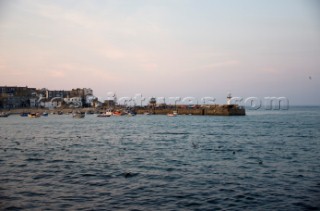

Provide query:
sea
left=0, top=106, right=320, bottom=210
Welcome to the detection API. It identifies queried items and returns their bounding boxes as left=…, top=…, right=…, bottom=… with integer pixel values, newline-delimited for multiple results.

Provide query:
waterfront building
left=0, top=86, right=36, bottom=109
left=64, top=97, right=83, bottom=108
left=103, top=100, right=116, bottom=108
left=46, top=90, right=68, bottom=99
left=83, top=88, right=93, bottom=96
left=0, top=86, right=96, bottom=109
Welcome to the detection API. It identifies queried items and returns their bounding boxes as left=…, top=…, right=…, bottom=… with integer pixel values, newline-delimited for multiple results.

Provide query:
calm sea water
left=1, top=107, right=320, bottom=210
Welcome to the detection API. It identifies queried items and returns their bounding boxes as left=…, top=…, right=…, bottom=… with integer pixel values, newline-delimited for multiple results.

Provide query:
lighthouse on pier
left=227, top=93, right=232, bottom=105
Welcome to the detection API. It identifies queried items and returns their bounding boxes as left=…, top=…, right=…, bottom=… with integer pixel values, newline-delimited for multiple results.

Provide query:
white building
left=39, top=101, right=61, bottom=109
left=64, top=97, right=82, bottom=108
left=29, top=98, right=37, bottom=108
left=83, top=88, right=93, bottom=96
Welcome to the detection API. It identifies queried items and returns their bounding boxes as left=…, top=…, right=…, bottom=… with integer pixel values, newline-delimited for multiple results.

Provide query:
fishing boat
left=97, top=113, right=111, bottom=117
left=113, top=110, right=123, bottom=116
left=72, top=111, right=85, bottom=118
left=127, top=110, right=136, bottom=116
left=167, top=111, right=177, bottom=117
left=0, top=112, right=9, bottom=117
left=20, top=112, right=29, bottom=117
left=97, top=110, right=112, bottom=117
left=28, top=113, right=41, bottom=118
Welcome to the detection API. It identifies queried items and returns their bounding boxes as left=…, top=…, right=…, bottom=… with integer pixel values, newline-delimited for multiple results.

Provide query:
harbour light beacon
left=227, top=93, right=232, bottom=105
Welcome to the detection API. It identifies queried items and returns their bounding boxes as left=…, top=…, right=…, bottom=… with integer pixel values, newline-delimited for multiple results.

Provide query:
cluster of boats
left=0, top=112, right=48, bottom=118
left=20, top=112, right=48, bottom=118
left=0, top=110, right=179, bottom=118
left=72, top=110, right=137, bottom=118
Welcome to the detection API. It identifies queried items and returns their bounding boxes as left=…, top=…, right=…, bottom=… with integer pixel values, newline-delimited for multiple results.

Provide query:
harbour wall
left=1, top=104, right=245, bottom=116
left=136, top=105, right=245, bottom=116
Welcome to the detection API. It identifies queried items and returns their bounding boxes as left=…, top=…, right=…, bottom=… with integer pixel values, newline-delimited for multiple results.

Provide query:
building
left=64, top=97, right=83, bottom=108
left=0, top=86, right=36, bottom=109
left=0, top=86, right=96, bottom=109
left=103, top=100, right=116, bottom=108
left=83, top=88, right=93, bottom=96
left=46, top=90, right=68, bottom=99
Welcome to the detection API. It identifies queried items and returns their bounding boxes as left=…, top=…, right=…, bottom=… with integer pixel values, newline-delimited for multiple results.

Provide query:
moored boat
left=167, top=111, right=177, bottom=117
left=20, top=112, right=29, bottom=117
left=98, top=110, right=112, bottom=117
left=126, top=110, right=136, bottom=116
left=72, top=111, right=85, bottom=118
left=97, top=113, right=111, bottom=117
left=0, top=112, right=9, bottom=117
left=113, top=110, right=124, bottom=116
left=28, top=113, right=41, bottom=118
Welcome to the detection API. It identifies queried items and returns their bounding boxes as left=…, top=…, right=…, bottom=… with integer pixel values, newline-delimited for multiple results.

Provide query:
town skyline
left=0, top=0, right=319, bottom=105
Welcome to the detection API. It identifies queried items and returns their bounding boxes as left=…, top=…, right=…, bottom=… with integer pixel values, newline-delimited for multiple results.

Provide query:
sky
left=0, top=0, right=319, bottom=105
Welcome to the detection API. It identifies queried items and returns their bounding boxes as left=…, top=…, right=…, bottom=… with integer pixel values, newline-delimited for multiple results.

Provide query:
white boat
left=97, top=113, right=111, bottom=117
left=167, top=111, right=177, bottom=117
left=0, top=112, right=9, bottom=117
left=97, top=110, right=112, bottom=117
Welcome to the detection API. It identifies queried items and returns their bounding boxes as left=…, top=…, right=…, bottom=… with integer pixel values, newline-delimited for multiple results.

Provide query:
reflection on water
left=1, top=107, right=320, bottom=210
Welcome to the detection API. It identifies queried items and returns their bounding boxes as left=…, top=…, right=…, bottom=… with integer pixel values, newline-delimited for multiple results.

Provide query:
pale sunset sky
left=0, top=0, right=319, bottom=105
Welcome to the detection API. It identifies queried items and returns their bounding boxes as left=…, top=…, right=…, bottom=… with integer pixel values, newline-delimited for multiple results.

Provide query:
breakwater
left=137, top=104, right=245, bottom=116
left=1, top=104, right=245, bottom=116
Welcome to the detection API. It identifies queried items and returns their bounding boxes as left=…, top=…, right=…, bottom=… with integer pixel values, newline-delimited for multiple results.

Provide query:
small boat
left=42, top=112, right=49, bottom=116
left=20, top=112, right=29, bottom=117
left=57, top=111, right=63, bottom=115
left=72, top=111, right=85, bottom=118
left=97, top=113, right=111, bottom=117
left=97, top=110, right=112, bottom=117
left=0, top=112, right=9, bottom=117
left=113, top=111, right=123, bottom=116
left=126, top=110, right=136, bottom=116
left=144, top=112, right=150, bottom=115
left=28, top=113, right=41, bottom=118
left=167, top=111, right=177, bottom=117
